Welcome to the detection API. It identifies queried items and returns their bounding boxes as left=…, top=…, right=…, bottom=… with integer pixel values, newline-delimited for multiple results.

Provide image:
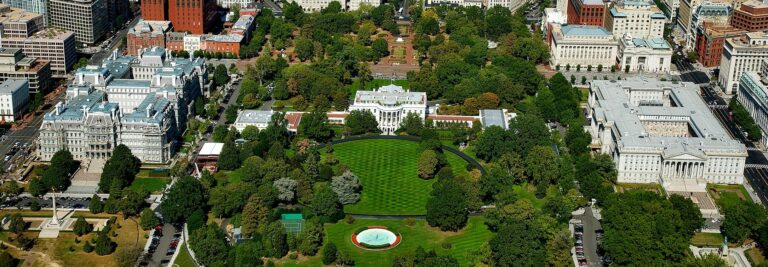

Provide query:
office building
left=349, top=84, right=427, bottom=135
left=0, top=48, right=50, bottom=93
left=38, top=90, right=178, bottom=164
left=661, top=0, right=679, bottom=22
left=678, top=0, right=702, bottom=37
left=141, top=0, right=167, bottom=21
left=0, top=0, right=46, bottom=24
left=694, top=23, right=747, bottom=67
left=718, top=32, right=768, bottom=94
left=0, top=4, right=45, bottom=38
left=605, top=0, right=666, bottom=39
left=737, top=67, right=768, bottom=147
left=548, top=24, right=619, bottom=68
left=48, top=0, right=108, bottom=44
left=567, top=0, right=608, bottom=26
left=348, top=0, right=384, bottom=9
left=127, top=20, right=172, bottom=56
left=1, top=28, right=77, bottom=77
left=587, top=78, right=747, bottom=189
left=731, top=0, right=768, bottom=32
left=0, top=79, right=28, bottom=123
left=617, top=36, right=673, bottom=72
left=487, top=0, right=531, bottom=12
left=687, top=2, right=732, bottom=45
left=218, top=0, right=255, bottom=8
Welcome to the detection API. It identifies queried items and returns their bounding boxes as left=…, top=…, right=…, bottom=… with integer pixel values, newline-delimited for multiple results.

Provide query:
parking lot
left=1, top=196, right=93, bottom=210
left=573, top=207, right=604, bottom=266
left=139, top=223, right=182, bottom=267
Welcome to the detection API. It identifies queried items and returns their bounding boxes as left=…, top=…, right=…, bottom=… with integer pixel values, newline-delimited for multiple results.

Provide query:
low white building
left=549, top=24, right=619, bottom=69
left=587, top=78, right=747, bottom=191
left=234, top=109, right=274, bottom=132
left=605, top=0, right=666, bottom=39
left=617, top=36, right=673, bottom=73
left=349, top=85, right=427, bottom=135
left=425, top=0, right=482, bottom=7
left=0, top=79, right=28, bottom=123
left=487, top=0, right=531, bottom=12
left=184, top=35, right=203, bottom=54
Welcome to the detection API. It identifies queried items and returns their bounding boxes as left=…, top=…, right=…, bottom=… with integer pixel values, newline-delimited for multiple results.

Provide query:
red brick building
left=140, top=0, right=216, bottom=34
left=140, top=0, right=167, bottom=21
left=126, top=21, right=171, bottom=56
left=695, top=22, right=748, bottom=67
left=567, top=0, right=607, bottom=26
left=203, top=34, right=243, bottom=57
left=731, top=0, right=768, bottom=32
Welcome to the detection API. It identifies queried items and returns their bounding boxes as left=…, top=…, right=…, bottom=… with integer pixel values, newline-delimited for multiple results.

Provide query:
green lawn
left=690, top=232, right=724, bottom=247
left=129, top=178, right=168, bottom=193
left=350, top=79, right=409, bottom=92
left=333, top=139, right=469, bottom=215
left=277, top=217, right=492, bottom=267
left=173, top=243, right=197, bottom=267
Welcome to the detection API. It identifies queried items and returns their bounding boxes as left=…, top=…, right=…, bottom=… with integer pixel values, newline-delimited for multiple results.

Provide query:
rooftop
left=204, top=34, right=244, bottom=43
left=560, top=24, right=612, bottom=36
left=107, top=79, right=151, bottom=88
left=27, top=28, right=73, bottom=40
left=480, top=109, right=507, bottom=129
left=235, top=110, right=274, bottom=125
left=354, top=85, right=426, bottom=105
left=591, top=78, right=746, bottom=156
left=200, top=143, right=224, bottom=156
left=122, top=94, right=170, bottom=124
left=0, top=79, right=27, bottom=94
left=627, top=37, right=672, bottom=49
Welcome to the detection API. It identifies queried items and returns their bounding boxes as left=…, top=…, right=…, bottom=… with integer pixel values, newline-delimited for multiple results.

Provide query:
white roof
left=199, top=142, right=224, bottom=156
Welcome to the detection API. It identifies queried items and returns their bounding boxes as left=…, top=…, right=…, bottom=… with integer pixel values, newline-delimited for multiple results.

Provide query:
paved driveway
left=574, top=207, right=602, bottom=266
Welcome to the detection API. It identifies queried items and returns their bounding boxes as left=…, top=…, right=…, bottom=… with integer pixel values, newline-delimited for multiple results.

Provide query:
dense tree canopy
left=159, top=176, right=206, bottom=224
left=98, top=145, right=140, bottom=193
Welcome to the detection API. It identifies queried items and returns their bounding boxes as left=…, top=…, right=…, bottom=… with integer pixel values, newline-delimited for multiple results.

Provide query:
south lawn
left=332, top=139, right=470, bottom=215
left=277, top=217, right=492, bottom=266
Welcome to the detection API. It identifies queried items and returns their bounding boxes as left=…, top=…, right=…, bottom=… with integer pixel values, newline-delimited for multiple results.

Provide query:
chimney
left=55, top=102, right=62, bottom=115
left=146, top=103, right=153, bottom=118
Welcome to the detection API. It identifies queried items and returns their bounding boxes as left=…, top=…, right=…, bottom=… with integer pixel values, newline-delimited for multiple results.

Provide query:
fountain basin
left=351, top=226, right=401, bottom=250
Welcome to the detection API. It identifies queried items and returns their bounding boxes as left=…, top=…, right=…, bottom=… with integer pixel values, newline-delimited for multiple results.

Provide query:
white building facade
left=349, top=85, right=427, bottom=135
left=718, top=32, right=768, bottom=94
left=617, top=36, right=673, bottom=72
left=0, top=79, right=28, bottom=123
left=605, top=0, right=666, bottom=39
left=587, top=78, right=747, bottom=190
left=549, top=24, right=619, bottom=68
left=737, top=70, right=768, bottom=147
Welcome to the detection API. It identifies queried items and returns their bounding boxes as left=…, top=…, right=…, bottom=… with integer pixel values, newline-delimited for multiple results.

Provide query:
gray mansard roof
left=591, top=78, right=746, bottom=156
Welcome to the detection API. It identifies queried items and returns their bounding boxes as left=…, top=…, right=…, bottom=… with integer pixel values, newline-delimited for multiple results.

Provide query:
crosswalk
left=745, top=164, right=768, bottom=169
left=747, top=147, right=762, bottom=152
left=707, top=104, right=728, bottom=109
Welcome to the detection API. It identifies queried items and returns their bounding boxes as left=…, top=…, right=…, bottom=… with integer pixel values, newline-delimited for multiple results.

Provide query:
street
left=89, top=15, right=142, bottom=65
left=573, top=207, right=603, bottom=267
left=677, top=64, right=768, bottom=204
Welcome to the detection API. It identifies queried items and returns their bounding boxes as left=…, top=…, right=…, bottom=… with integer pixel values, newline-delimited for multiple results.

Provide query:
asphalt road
left=574, top=207, right=602, bottom=267
left=1, top=196, right=91, bottom=210
left=89, top=15, right=142, bottom=66
left=678, top=70, right=768, bottom=204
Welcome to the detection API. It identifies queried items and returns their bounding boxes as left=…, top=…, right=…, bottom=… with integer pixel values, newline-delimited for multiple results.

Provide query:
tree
left=252, top=53, right=275, bottom=85
left=73, top=216, right=92, bottom=236
left=263, top=221, right=288, bottom=258
left=331, top=171, right=361, bottom=204
left=241, top=195, right=270, bottom=237
left=273, top=178, right=298, bottom=203
left=344, top=110, right=379, bottom=135
left=0, top=251, right=17, bottom=267
left=525, top=146, right=559, bottom=186
left=213, top=64, right=230, bottom=87
left=490, top=222, right=547, bottom=266
left=473, top=126, right=510, bottom=161
left=42, top=150, right=78, bottom=191
left=372, top=38, right=389, bottom=59
left=140, top=208, right=160, bottom=230
left=322, top=242, right=338, bottom=265
left=722, top=200, right=767, bottom=243
left=115, top=245, right=143, bottom=267
left=295, top=38, right=314, bottom=62
left=98, top=145, right=140, bottom=193
left=89, top=195, right=104, bottom=213
left=417, top=150, right=440, bottom=179
left=159, top=176, right=206, bottom=224
left=190, top=224, right=230, bottom=266
left=399, top=112, right=424, bottom=136
left=225, top=105, right=239, bottom=124
left=218, top=142, right=240, bottom=171
left=8, top=213, right=25, bottom=234
left=236, top=240, right=267, bottom=267
left=310, top=184, right=343, bottom=223
left=241, top=125, right=259, bottom=141
left=299, top=111, right=334, bottom=142
left=426, top=179, right=468, bottom=231
left=94, top=227, right=116, bottom=255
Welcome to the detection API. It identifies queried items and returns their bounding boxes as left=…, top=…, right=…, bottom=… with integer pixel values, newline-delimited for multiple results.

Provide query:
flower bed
left=351, top=226, right=402, bottom=250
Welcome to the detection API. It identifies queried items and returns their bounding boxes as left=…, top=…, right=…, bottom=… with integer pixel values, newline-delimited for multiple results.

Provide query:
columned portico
left=663, top=160, right=705, bottom=180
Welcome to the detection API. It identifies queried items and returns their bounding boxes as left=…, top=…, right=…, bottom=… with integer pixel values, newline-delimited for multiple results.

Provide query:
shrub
left=289, top=253, right=298, bottom=260
left=29, top=201, right=40, bottom=211
left=358, top=242, right=392, bottom=249
left=404, top=217, right=416, bottom=226
left=83, top=242, right=94, bottom=253
left=344, top=215, right=355, bottom=224
left=441, top=242, right=452, bottom=249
